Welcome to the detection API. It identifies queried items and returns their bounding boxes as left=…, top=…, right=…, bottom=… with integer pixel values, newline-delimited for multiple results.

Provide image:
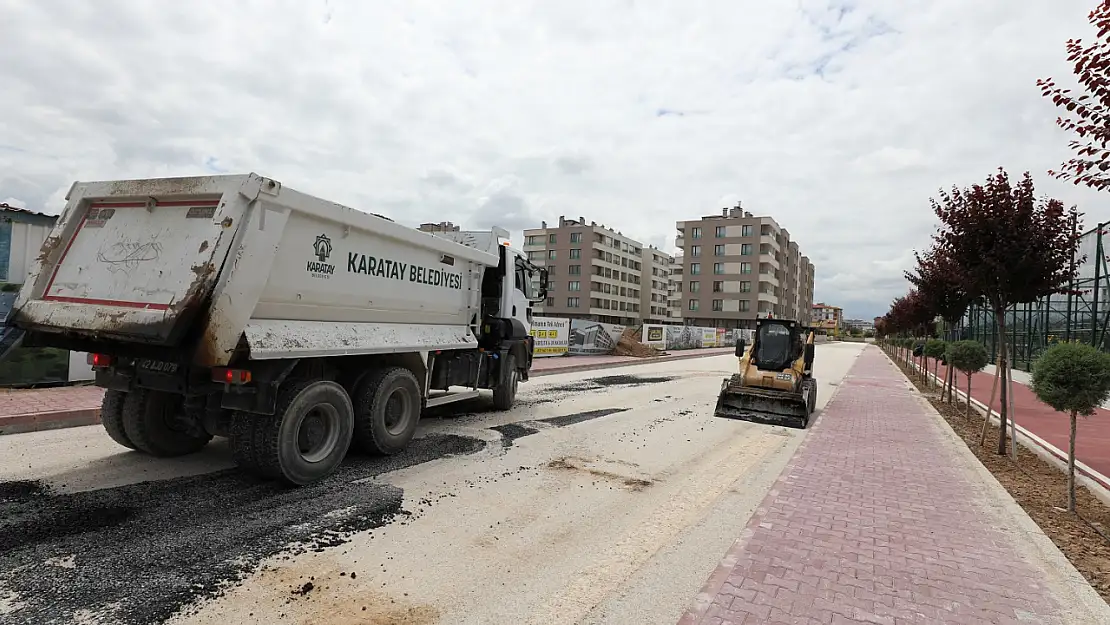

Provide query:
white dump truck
left=7, top=173, right=548, bottom=485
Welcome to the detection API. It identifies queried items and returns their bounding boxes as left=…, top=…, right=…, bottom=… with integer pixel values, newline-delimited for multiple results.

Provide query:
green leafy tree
left=948, top=341, right=990, bottom=419
left=924, top=339, right=947, bottom=390
left=1031, top=342, right=1110, bottom=513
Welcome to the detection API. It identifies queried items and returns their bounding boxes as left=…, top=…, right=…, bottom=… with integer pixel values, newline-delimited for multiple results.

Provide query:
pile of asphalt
left=0, top=434, right=484, bottom=625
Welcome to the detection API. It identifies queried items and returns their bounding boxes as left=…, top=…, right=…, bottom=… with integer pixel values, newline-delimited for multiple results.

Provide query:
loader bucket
left=714, top=376, right=810, bottom=429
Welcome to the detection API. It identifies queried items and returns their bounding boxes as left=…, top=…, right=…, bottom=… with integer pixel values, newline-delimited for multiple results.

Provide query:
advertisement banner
left=701, top=327, right=719, bottom=347
left=568, top=319, right=626, bottom=355
left=529, top=317, right=569, bottom=357
left=642, top=324, right=666, bottom=350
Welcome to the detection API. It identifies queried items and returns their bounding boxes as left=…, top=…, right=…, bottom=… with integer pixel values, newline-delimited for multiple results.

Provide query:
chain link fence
left=956, top=221, right=1110, bottom=372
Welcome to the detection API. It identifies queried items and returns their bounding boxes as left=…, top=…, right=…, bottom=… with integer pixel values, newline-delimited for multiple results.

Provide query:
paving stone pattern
left=680, top=347, right=1066, bottom=625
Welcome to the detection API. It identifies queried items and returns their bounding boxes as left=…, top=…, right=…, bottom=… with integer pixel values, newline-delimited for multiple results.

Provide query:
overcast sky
left=2, top=0, right=1107, bottom=319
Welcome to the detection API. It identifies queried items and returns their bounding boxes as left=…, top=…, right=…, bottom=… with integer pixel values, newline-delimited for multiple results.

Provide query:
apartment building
left=522, top=216, right=647, bottom=326
left=666, top=255, right=684, bottom=324
left=641, top=246, right=673, bottom=323
left=674, top=203, right=815, bottom=329
left=811, top=302, right=843, bottom=334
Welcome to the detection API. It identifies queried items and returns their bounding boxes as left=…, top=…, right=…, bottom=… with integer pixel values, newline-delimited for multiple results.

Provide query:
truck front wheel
left=351, top=367, right=421, bottom=455
left=230, top=379, right=354, bottom=485
left=122, top=389, right=212, bottom=457
left=492, top=354, right=519, bottom=411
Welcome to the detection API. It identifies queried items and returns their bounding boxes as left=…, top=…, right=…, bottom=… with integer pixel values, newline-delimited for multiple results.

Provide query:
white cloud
left=1, top=0, right=1107, bottom=319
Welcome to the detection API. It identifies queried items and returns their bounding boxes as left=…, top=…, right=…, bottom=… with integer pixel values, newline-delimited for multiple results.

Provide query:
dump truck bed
left=10, top=174, right=503, bottom=367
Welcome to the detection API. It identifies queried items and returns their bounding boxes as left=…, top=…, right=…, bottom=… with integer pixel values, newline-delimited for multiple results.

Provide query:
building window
left=741, top=243, right=753, bottom=255
left=712, top=299, right=723, bottom=311
left=689, top=281, right=700, bottom=293
left=569, top=264, right=581, bottom=275
left=568, top=281, right=581, bottom=291
left=740, top=281, right=752, bottom=292
left=713, top=263, right=724, bottom=274
left=548, top=250, right=556, bottom=259
left=713, top=281, right=724, bottom=292
left=691, top=227, right=702, bottom=239
left=549, top=233, right=557, bottom=244
left=567, top=297, right=580, bottom=308
left=691, top=263, right=701, bottom=275
left=742, top=225, right=754, bottom=237
left=570, top=248, right=581, bottom=259
left=689, top=299, right=699, bottom=311
left=690, top=245, right=701, bottom=257
left=546, top=297, right=555, bottom=307
left=740, top=262, right=752, bottom=274
left=714, top=245, right=724, bottom=256
left=739, top=300, right=750, bottom=312
left=570, top=232, right=582, bottom=243
left=715, top=226, right=726, bottom=237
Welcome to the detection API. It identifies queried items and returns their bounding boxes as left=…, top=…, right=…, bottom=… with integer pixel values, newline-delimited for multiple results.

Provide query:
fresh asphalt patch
left=0, top=434, right=483, bottom=625
left=0, top=373, right=678, bottom=624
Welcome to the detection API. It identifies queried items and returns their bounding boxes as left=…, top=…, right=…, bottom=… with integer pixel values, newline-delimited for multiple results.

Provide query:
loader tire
left=122, top=389, right=211, bottom=457
left=804, top=379, right=818, bottom=415
left=230, top=379, right=354, bottom=485
left=351, top=367, right=421, bottom=455
left=492, top=354, right=519, bottom=411
left=100, top=389, right=135, bottom=450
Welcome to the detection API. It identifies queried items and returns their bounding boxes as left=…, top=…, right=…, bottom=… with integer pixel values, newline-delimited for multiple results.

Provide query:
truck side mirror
left=735, top=339, right=746, bottom=357
left=536, top=269, right=549, bottom=301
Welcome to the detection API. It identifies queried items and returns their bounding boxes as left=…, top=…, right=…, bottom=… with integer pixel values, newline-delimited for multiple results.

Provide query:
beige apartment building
left=674, top=204, right=815, bottom=329
left=523, top=216, right=657, bottom=326
left=641, top=246, right=674, bottom=323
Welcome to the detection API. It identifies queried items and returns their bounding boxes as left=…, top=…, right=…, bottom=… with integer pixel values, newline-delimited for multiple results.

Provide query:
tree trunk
left=1069, top=410, right=1078, bottom=514
left=945, top=360, right=954, bottom=403
left=996, top=311, right=1009, bottom=456
left=933, top=360, right=939, bottom=392
left=965, top=374, right=973, bottom=419
left=1009, top=365, right=1018, bottom=461
left=980, top=360, right=1000, bottom=445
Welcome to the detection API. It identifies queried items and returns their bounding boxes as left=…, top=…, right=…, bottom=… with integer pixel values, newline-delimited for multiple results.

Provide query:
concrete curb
left=883, top=349, right=1110, bottom=624
left=0, top=348, right=734, bottom=436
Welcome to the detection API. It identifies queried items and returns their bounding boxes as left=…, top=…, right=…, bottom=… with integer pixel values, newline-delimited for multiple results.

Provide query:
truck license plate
left=137, top=359, right=179, bottom=374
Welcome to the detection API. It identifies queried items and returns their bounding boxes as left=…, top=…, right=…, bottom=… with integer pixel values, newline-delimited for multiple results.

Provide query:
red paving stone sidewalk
left=922, top=359, right=1110, bottom=486
left=679, top=346, right=1080, bottom=625
left=0, top=347, right=734, bottom=435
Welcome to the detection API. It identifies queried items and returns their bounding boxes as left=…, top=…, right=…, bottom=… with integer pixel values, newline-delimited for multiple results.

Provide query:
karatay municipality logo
left=313, top=234, right=332, bottom=262
left=307, top=234, right=335, bottom=278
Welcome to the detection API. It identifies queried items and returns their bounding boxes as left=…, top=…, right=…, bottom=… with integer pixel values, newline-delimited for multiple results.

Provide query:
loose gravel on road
left=0, top=373, right=679, bottom=625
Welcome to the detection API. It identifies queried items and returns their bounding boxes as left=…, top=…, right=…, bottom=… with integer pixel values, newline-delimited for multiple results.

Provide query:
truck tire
left=122, top=389, right=212, bottom=457
left=492, top=354, right=519, bottom=411
left=100, top=390, right=136, bottom=450
left=230, top=379, right=354, bottom=485
left=804, top=379, right=818, bottom=415
left=351, top=367, right=421, bottom=455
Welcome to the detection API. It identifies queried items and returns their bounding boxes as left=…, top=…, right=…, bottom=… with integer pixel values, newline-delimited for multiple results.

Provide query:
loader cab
left=747, top=319, right=804, bottom=372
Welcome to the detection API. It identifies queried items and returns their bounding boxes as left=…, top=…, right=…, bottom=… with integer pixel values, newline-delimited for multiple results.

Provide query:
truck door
left=511, top=254, right=534, bottom=335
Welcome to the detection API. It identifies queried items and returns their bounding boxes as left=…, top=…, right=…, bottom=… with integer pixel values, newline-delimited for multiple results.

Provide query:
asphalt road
left=0, top=343, right=866, bottom=625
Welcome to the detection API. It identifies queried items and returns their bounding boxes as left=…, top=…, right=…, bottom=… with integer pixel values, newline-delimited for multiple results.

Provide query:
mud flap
left=714, top=375, right=810, bottom=429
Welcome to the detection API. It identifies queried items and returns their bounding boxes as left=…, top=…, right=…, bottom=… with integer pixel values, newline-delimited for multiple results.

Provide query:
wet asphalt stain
left=425, top=374, right=678, bottom=421
left=490, top=423, right=540, bottom=447
left=538, top=408, right=629, bottom=428
left=0, top=434, right=485, bottom=625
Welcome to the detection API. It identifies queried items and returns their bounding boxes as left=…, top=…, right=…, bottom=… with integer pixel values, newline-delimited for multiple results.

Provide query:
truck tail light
left=212, top=368, right=252, bottom=385
left=88, top=353, right=113, bottom=368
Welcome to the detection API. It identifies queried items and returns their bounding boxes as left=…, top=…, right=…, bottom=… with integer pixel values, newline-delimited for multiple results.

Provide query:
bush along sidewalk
left=1031, top=342, right=1110, bottom=514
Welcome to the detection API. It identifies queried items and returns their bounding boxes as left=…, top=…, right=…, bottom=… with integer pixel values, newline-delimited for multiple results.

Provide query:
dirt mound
left=613, top=328, right=661, bottom=358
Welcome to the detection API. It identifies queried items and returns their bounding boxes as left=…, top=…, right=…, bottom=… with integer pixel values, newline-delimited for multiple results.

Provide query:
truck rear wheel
left=492, top=354, right=519, bottom=411
left=122, top=389, right=212, bottom=457
left=100, top=389, right=135, bottom=450
left=352, top=367, right=421, bottom=455
left=230, top=379, right=354, bottom=485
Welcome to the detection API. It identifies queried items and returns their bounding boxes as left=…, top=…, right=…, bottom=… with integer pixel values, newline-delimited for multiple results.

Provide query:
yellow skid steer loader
left=714, top=318, right=817, bottom=429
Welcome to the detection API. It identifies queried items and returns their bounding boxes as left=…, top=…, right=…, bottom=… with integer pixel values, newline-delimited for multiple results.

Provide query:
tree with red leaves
left=931, top=169, right=1083, bottom=456
left=1038, top=1, right=1110, bottom=190
left=905, top=247, right=974, bottom=403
